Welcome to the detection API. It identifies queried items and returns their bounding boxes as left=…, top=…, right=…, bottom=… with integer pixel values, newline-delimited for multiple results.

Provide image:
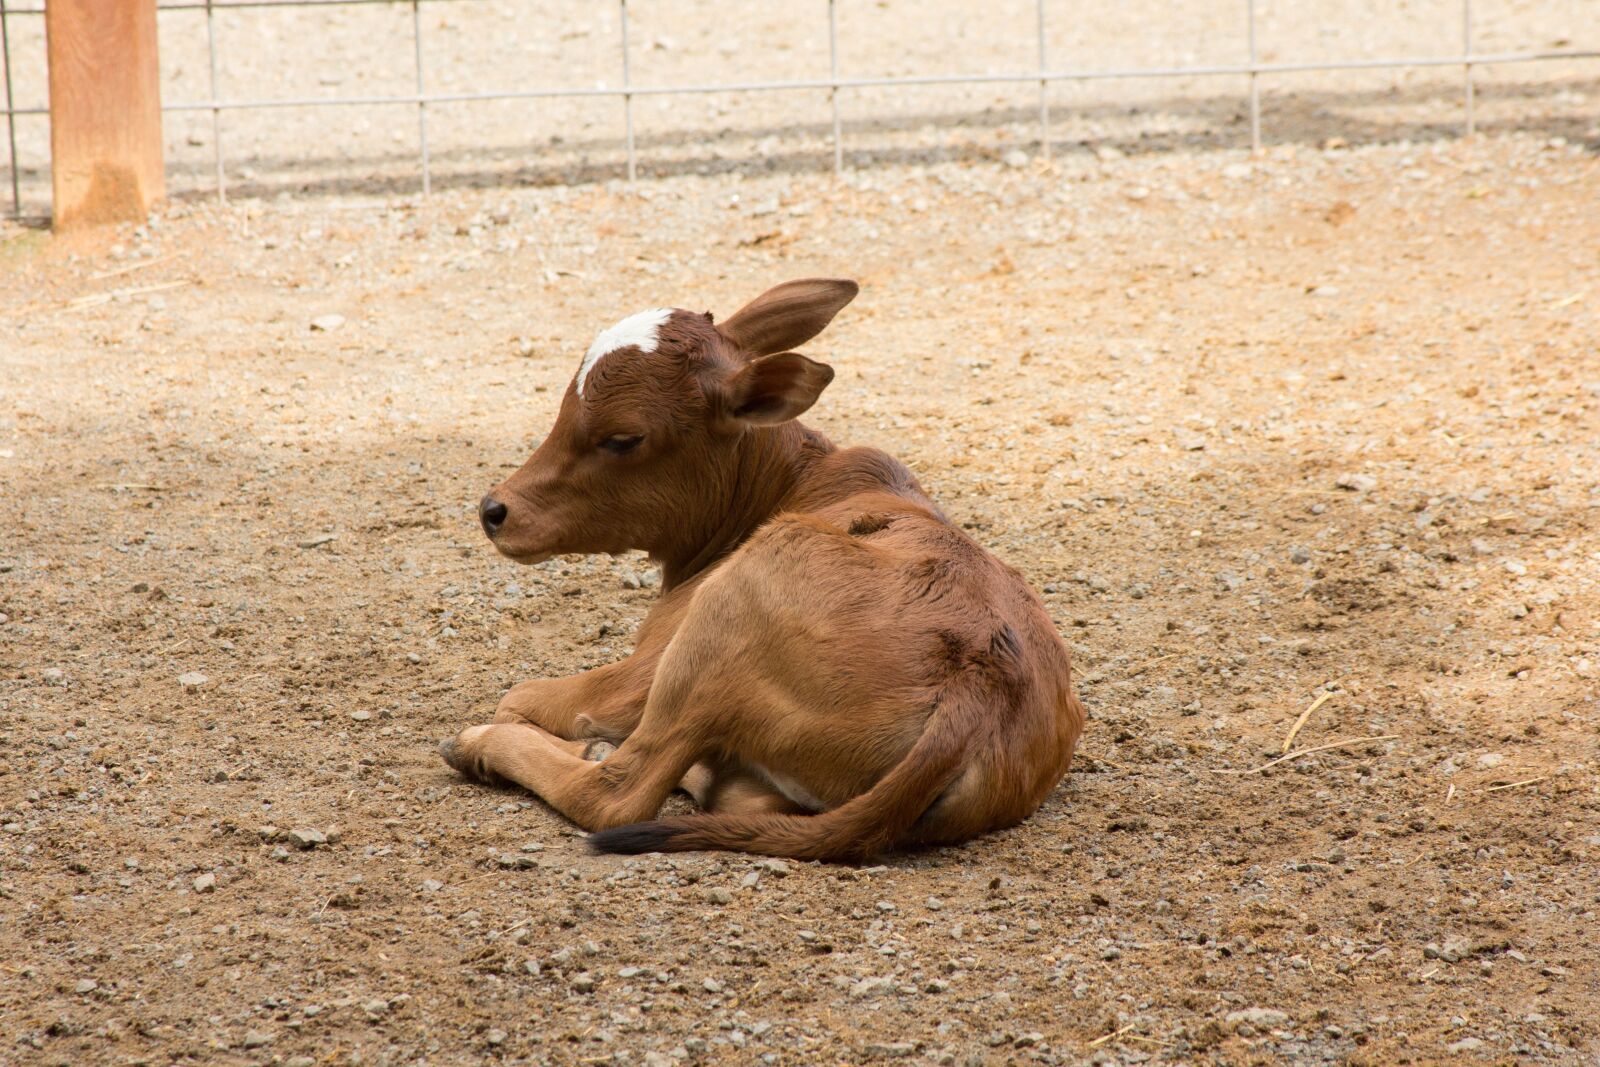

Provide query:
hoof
left=585, top=740, right=618, bottom=762
left=440, top=726, right=510, bottom=786
left=438, top=737, right=470, bottom=776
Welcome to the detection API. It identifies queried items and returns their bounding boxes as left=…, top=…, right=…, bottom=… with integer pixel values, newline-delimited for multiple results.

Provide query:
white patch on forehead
left=576, top=307, right=673, bottom=396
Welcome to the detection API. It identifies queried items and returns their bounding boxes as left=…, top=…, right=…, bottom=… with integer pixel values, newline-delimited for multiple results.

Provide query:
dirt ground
left=4, top=91, right=1600, bottom=1067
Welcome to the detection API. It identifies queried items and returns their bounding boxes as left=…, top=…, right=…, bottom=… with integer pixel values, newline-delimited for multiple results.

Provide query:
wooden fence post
left=46, top=0, right=164, bottom=230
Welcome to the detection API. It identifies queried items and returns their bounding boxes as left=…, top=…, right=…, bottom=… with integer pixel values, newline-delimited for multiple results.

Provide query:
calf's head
left=480, top=278, right=858, bottom=565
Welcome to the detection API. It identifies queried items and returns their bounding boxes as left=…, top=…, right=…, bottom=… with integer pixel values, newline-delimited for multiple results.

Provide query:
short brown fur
left=442, top=279, right=1087, bottom=860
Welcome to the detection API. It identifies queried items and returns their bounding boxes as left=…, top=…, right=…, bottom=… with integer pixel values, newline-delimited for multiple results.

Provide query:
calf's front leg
left=491, top=576, right=702, bottom=741
left=492, top=654, right=654, bottom=742
left=441, top=720, right=699, bottom=831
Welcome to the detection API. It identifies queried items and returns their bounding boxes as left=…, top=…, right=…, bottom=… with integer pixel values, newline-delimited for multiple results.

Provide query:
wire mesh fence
left=2, top=0, right=1597, bottom=219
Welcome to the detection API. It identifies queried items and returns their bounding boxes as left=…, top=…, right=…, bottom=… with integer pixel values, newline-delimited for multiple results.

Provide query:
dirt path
left=2, top=132, right=1598, bottom=1065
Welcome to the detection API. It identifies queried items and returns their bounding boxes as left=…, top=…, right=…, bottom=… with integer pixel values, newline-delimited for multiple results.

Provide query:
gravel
left=2, top=112, right=1595, bottom=1065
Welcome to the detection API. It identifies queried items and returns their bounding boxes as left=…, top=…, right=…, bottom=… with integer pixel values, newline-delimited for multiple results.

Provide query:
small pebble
left=1335, top=473, right=1377, bottom=493
left=1225, top=1007, right=1288, bottom=1031
left=864, top=1042, right=916, bottom=1058
left=288, top=827, right=327, bottom=849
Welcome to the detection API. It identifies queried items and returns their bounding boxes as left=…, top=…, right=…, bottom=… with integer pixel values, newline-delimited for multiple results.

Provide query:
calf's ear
left=719, top=352, right=835, bottom=426
left=718, top=278, right=858, bottom=357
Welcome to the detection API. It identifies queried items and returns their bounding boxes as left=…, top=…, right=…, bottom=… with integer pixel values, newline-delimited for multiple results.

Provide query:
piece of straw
left=64, top=279, right=190, bottom=311
left=1476, top=775, right=1549, bottom=794
left=1088, top=1024, right=1136, bottom=1048
left=88, top=254, right=177, bottom=281
left=1282, top=690, right=1337, bottom=753
left=1211, top=734, right=1399, bottom=776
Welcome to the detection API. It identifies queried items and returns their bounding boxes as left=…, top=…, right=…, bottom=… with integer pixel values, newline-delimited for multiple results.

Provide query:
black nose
left=479, top=495, right=508, bottom=536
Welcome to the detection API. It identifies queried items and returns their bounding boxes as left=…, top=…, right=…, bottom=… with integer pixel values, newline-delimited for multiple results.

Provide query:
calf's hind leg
left=680, top=763, right=810, bottom=816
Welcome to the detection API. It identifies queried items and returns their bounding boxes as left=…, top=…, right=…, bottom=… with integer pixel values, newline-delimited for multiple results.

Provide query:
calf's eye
left=599, top=433, right=644, bottom=455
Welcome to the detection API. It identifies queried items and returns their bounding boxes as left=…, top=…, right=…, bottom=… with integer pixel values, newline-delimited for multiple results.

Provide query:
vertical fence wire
left=1247, top=0, right=1261, bottom=151
left=412, top=0, right=429, bottom=194
left=1, top=0, right=19, bottom=217
left=1035, top=0, right=1049, bottom=160
left=619, top=0, right=635, bottom=182
left=204, top=0, right=225, bottom=201
left=828, top=0, right=841, bottom=175
left=1462, top=0, right=1475, bottom=135
left=6, top=0, right=1597, bottom=209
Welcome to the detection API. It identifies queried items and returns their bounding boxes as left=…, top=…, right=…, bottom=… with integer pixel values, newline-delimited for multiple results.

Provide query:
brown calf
left=441, top=279, right=1087, bottom=860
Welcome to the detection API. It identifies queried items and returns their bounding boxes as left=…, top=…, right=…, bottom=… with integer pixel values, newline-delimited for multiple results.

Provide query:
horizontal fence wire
left=6, top=52, right=1598, bottom=115
left=1, top=0, right=1598, bottom=217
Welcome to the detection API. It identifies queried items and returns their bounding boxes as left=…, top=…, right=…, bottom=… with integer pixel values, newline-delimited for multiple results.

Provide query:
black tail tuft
left=588, top=820, right=687, bottom=855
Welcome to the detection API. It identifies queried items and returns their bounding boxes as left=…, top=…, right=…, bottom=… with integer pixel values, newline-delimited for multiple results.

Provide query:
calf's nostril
left=479, top=495, right=508, bottom=535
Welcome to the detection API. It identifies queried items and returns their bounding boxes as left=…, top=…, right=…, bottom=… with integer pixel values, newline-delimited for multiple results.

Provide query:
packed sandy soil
left=3, top=59, right=1600, bottom=1067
